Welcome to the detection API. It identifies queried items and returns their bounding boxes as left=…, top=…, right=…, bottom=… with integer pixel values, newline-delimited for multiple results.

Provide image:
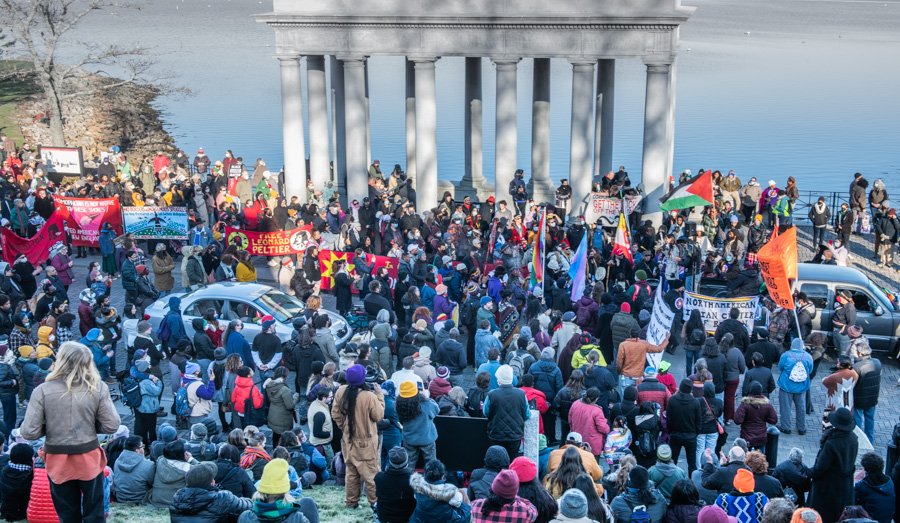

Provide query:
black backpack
left=689, top=328, right=706, bottom=347
left=244, top=386, right=269, bottom=427
left=121, top=376, right=143, bottom=409
left=637, top=430, right=658, bottom=458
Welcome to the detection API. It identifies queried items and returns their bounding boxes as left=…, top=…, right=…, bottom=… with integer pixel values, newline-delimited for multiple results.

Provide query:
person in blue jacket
left=776, top=338, right=813, bottom=435
left=224, top=319, right=253, bottom=370
left=162, top=296, right=188, bottom=357
left=81, top=328, right=114, bottom=380
left=409, top=459, right=471, bottom=523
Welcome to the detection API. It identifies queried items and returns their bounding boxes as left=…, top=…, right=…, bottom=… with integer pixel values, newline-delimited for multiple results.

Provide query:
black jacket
left=715, top=319, right=751, bottom=352
left=772, top=459, right=811, bottom=505
left=374, top=467, right=417, bottom=522
left=698, top=383, right=724, bottom=435
left=0, top=363, right=18, bottom=399
left=0, top=463, right=31, bottom=521
left=701, top=460, right=751, bottom=495
left=728, top=269, right=761, bottom=297
left=704, top=353, right=727, bottom=393
left=852, top=357, right=882, bottom=410
left=214, top=459, right=256, bottom=499
left=467, top=446, right=511, bottom=501
left=666, top=391, right=701, bottom=436
left=808, top=428, right=859, bottom=523
left=745, top=340, right=780, bottom=369
left=742, top=367, right=776, bottom=397
left=192, top=319, right=217, bottom=361
left=435, top=339, right=467, bottom=375
left=363, top=292, right=394, bottom=323
left=168, top=485, right=251, bottom=522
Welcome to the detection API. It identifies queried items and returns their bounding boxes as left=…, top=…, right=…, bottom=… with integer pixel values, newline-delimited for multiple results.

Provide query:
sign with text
left=682, top=291, right=759, bottom=334
left=646, top=287, right=676, bottom=369
left=0, top=214, right=68, bottom=265
left=52, top=195, right=122, bottom=247
left=123, top=206, right=189, bottom=239
left=224, top=225, right=313, bottom=256
left=583, top=196, right=641, bottom=226
left=318, top=250, right=399, bottom=296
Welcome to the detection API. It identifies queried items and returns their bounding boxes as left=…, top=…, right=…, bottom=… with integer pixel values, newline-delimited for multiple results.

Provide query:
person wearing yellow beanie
left=243, top=458, right=322, bottom=521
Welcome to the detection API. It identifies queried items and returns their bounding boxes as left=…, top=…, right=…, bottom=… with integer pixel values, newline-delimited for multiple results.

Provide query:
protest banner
left=0, top=214, right=68, bottom=265
left=757, top=227, right=798, bottom=309
left=582, top=195, right=641, bottom=226
left=682, top=291, right=759, bottom=333
left=646, top=285, right=676, bottom=369
left=224, top=225, right=313, bottom=256
left=52, top=195, right=122, bottom=247
left=318, top=250, right=399, bottom=296
left=123, top=206, right=189, bottom=239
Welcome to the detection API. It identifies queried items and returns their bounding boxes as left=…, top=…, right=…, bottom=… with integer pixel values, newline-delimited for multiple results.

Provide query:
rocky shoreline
left=15, top=70, right=176, bottom=161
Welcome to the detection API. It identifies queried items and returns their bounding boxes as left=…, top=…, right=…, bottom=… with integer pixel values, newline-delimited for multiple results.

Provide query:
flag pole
left=540, top=208, right=547, bottom=296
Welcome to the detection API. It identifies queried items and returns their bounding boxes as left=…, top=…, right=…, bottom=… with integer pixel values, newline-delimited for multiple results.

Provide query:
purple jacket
left=51, top=253, right=74, bottom=286
left=433, top=294, right=454, bottom=320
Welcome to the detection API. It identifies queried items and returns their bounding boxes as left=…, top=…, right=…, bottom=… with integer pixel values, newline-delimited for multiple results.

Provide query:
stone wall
left=16, top=71, right=175, bottom=162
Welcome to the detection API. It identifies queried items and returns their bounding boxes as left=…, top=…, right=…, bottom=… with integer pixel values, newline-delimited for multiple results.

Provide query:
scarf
left=252, top=500, right=298, bottom=518
left=239, top=447, right=271, bottom=469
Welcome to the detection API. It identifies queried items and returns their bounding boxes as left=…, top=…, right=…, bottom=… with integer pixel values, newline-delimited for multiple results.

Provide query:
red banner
left=0, top=214, right=68, bottom=264
left=52, top=195, right=122, bottom=247
left=318, top=250, right=398, bottom=295
left=224, top=225, right=313, bottom=256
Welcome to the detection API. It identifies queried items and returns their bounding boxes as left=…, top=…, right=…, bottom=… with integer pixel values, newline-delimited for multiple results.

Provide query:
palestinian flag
left=659, top=170, right=714, bottom=211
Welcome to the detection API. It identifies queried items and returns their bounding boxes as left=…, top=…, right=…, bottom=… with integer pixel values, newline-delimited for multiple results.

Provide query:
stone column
left=594, top=59, right=615, bottom=177
left=364, top=59, right=372, bottom=167
left=278, top=56, right=307, bottom=201
left=412, top=58, right=439, bottom=211
left=641, top=62, right=673, bottom=225
left=306, top=55, right=330, bottom=190
left=459, top=56, right=488, bottom=200
left=530, top=57, right=554, bottom=205
left=493, top=58, right=520, bottom=205
left=341, top=57, right=369, bottom=207
left=405, top=58, right=416, bottom=186
left=330, top=56, right=347, bottom=198
left=665, top=56, right=679, bottom=185
left=569, top=60, right=596, bottom=217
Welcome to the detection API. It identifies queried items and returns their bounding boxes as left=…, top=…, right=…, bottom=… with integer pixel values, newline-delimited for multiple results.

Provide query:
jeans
left=619, top=376, right=637, bottom=398
left=404, top=442, right=436, bottom=470
left=159, top=290, right=171, bottom=298
left=778, top=389, right=807, bottom=433
left=197, top=359, right=211, bottom=385
left=696, top=432, right=718, bottom=465
left=49, top=471, right=106, bottom=523
left=685, top=349, right=699, bottom=375
left=0, top=395, right=16, bottom=436
left=447, top=374, right=463, bottom=388
left=669, top=433, right=698, bottom=474
left=833, top=330, right=850, bottom=356
left=854, top=406, right=876, bottom=443
left=812, top=226, right=827, bottom=247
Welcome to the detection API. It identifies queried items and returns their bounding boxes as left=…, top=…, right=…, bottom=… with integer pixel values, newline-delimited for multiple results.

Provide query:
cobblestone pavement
left=23, top=227, right=900, bottom=470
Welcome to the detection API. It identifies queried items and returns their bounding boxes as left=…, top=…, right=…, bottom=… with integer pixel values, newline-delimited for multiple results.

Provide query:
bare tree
left=0, top=0, right=176, bottom=146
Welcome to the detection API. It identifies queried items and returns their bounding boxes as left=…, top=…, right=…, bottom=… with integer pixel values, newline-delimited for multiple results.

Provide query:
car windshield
left=254, top=290, right=306, bottom=323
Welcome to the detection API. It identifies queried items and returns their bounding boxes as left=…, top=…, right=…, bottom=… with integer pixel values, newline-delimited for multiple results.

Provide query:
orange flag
left=756, top=227, right=798, bottom=309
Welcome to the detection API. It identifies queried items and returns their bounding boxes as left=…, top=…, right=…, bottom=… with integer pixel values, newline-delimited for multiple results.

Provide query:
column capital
left=274, top=55, right=301, bottom=63
left=408, top=56, right=439, bottom=64
left=336, top=55, right=367, bottom=65
left=568, top=59, right=598, bottom=68
left=643, top=61, right=673, bottom=73
left=492, top=58, right=521, bottom=68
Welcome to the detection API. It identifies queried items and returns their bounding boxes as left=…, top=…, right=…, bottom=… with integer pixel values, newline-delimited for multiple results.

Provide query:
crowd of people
left=0, top=134, right=897, bottom=523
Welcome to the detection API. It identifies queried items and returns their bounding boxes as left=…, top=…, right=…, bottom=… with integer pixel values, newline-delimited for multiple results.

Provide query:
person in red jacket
left=657, top=360, right=678, bottom=395
left=636, top=367, right=672, bottom=411
left=519, top=374, right=549, bottom=435
left=231, top=366, right=263, bottom=430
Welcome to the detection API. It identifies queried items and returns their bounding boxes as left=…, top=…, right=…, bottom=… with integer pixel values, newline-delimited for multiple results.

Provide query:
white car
left=144, top=282, right=352, bottom=347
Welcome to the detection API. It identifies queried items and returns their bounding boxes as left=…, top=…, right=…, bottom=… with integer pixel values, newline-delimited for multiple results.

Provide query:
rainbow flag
left=530, top=209, right=546, bottom=290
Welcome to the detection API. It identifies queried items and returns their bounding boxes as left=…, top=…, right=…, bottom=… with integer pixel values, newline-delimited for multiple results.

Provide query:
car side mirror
left=875, top=305, right=885, bottom=317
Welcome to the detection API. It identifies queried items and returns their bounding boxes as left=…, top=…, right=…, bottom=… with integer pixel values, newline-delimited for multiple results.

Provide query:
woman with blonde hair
left=20, top=341, right=121, bottom=522
left=305, top=294, right=322, bottom=322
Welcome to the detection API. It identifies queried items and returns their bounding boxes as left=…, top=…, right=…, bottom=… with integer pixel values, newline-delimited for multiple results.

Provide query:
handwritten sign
left=583, top=195, right=640, bottom=226
left=646, top=287, right=676, bottom=369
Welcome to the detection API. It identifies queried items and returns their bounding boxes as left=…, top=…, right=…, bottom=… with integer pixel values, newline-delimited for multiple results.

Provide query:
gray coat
left=113, top=450, right=156, bottom=504
left=610, top=487, right=668, bottom=523
left=314, top=330, right=339, bottom=367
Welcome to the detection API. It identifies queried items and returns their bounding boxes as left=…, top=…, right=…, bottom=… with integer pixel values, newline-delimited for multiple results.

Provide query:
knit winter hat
left=491, top=469, right=520, bottom=499
left=578, top=334, right=591, bottom=345
left=159, top=424, right=177, bottom=442
left=621, top=302, right=631, bottom=313
left=436, top=366, right=450, bottom=379
left=480, top=296, right=492, bottom=307
left=346, top=364, right=366, bottom=387
left=388, top=446, right=408, bottom=469
left=38, top=357, right=53, bottom=371
left=17, top=345, right=34, bottom=358
left=562, top=311, right=575, bottom=322
left=509, top=456, right=538, bottom=483
left=191, top=423, right=208, bottom=439
left=399, top=381, right=418, bottom=399
left=734, top=468, right=755, bottom=493
left=495, top=365, right=514, bottom=386
left=418, top=346, right=432, bottom=359
left=9, top=443, right=34, bottom=465
left=184, top=361, right=200, bottom=375
left=135, top=360, right=150, bottom=373
left=749, top=381, right=763, bottom=396
left=699, top=505, right=738, bottom=523
left=639, top=309, right=651, bottom=322
left=540, top=347, right=555, bottom=360
left=628, top=465, right=650, bottom=489
left=257, top=459, right=291, bottom=495
left=559, top=488, right=588, bottom=518
left=185, top=462, right=217, bottom=487
left=635, top=270, right=648, bottom=281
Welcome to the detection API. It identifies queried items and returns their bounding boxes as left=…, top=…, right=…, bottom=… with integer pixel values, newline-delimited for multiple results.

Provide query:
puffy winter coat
left=610, top=312, right=639, bottom=353
left=733, top=395, right=777, bottom=448
left=264, top=377, right=298, bottom=435
left=410, top=473, right=471, bottom=523
left=852, top=357, right=882, bottom=410
left=568, top=400, right=610, bottom=457
left=112, top=449, right=156, bottom=504
left=149, top=457, right=191, bottom=508
left=529, top=358, right=563, bottom=403
left=25, top=465, right=57, bottom=523
left=610, top=487, right=668, bottom=523
left=169, top=485, right=253, bottom=522
left=231, top=376, right=263, bottom=415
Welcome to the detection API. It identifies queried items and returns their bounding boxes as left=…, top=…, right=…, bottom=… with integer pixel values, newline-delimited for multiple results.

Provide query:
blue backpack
left=157, top=316, right=172, bottom=342
left=174, top=384, right=192, bottom=417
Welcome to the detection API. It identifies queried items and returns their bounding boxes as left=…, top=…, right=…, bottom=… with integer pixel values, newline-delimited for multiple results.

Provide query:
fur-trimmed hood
left=740, top=395, right=770, bottom=406
left=409, top=472, right=458, bottom=502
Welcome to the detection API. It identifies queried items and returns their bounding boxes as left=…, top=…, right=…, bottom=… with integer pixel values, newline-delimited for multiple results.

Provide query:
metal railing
left=789, top=190, right=850, bottom=224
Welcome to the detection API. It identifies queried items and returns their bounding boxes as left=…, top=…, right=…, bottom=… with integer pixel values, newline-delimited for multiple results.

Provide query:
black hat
left=670, top=279, right=684, bottom=290
left=628, top=466, right=650, bottom=489
left=828, top=407, right=855, bottom=431
left=9, top=443, right=35, bottom=465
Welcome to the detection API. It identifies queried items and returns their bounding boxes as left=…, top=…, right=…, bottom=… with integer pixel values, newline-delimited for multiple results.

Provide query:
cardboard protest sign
left=646, top=287, right=676, bottom=369
left=52, top=195, right=122, bottom=247
left=682, top=291, right=759, bottom=333
left=583, top=195, right=641, bottom=226
left=123, top=206, right=189, bottom=239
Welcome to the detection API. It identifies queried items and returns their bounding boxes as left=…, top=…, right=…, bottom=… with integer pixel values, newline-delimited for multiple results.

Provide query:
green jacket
left=774, top=197, right=792, bottom=217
